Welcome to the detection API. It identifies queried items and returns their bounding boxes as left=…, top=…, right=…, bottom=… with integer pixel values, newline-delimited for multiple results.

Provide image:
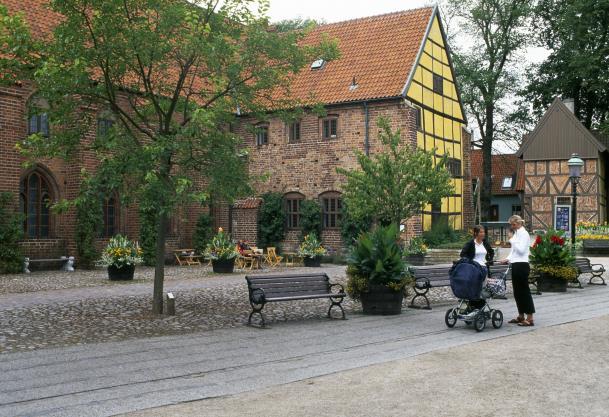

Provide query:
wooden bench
left=574, top=257, right=606, bottom=286
left=409, top=263, right=513, bottom=310
left=245, top=273, right=346, bottom=327
left=582, top=239, right=609, bottom=254
left=24, top=256, right=74, bottom=273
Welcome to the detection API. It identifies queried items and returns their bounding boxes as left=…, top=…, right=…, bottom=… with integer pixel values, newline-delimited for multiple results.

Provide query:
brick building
left=1, top=2, right=473, bottom=259
left=517, top=98, right=609, bottom=233
left=225, top=6, right=474, bottom=252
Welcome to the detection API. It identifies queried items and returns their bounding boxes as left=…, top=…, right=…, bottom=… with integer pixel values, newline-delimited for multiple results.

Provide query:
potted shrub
left=530, top=229, right=576, bottom=292
left=204, top=228, right=238, bottom=273
left=99, top=235, right=143, bottom=280
left=404, top=236, right=427, bottom=266
left=347, top=224, right=412, bottom=315
left=298, top=233, right=327, bottom=267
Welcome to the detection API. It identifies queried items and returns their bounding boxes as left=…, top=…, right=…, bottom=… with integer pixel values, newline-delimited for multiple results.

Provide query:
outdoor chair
left=264, top=247, right=283, bottom=267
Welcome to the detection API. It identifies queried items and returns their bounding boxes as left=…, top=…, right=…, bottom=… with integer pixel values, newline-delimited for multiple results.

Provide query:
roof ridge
left=313, top=6, right=434, bottom=29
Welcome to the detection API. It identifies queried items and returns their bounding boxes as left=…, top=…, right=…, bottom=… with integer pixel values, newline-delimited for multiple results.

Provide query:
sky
left=267, top=0, right=551, bottom=153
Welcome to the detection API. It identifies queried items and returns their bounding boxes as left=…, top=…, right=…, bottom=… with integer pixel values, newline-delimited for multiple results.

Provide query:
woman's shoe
left=518, top=319, right=534, bottom=327
left=508, top=317, right=524, bottom=324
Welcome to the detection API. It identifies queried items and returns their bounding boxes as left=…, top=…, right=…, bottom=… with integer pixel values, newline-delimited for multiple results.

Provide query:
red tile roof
left=290, top=8, right=434, bottom=105
left=232, top=197, right=262, bottom=209
left=471, top=150, right=524, bottom=195
left=4, top=2, right=434, bottom=106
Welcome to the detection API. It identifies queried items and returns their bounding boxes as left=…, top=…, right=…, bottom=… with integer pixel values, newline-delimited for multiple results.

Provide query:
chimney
left=563, top=97, right=575, bottom=113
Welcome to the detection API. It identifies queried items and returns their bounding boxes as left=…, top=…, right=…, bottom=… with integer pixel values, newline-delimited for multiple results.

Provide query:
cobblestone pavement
left=1, top=258, right=604, bottom=354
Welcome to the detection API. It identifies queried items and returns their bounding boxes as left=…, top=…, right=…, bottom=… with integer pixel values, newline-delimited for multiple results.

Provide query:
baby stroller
left=444, top=259, right=504, bottom=332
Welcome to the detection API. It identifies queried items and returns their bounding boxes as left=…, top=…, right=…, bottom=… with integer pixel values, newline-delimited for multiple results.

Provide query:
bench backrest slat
left=246, top=273, right=332, bottom=297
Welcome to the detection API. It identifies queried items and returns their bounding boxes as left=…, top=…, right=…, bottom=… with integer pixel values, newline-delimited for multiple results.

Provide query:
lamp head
left=567, top=153, right=584, bottom=179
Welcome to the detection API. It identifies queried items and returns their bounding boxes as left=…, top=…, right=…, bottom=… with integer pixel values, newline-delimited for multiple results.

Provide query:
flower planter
left=303, top=256, right=322, bottom=267
left=107, top=264, right=135, bottom=281
left=405, top=254, right=426, bottom=266
left=537, top=273, right=568, bottom=292
left=360, top=284, right=404, bottom=315
left=212, top=258, right=235, bottom=273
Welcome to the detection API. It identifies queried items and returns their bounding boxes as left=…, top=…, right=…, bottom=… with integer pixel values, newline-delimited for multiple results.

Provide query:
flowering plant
left=98, top=235, right=143, bottom=268
left=298, top=233, right=327, bottom=258
left=404, top=237, right=428, bottom=256
left=576, top=221, right=609, bottom=240
left=204, top=228, right=238, bottom=261
left=530, top=229, right=575, bottom=280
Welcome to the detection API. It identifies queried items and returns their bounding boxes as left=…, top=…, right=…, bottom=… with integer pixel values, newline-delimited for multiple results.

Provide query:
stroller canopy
left=450, top=260, right=485, bottom=300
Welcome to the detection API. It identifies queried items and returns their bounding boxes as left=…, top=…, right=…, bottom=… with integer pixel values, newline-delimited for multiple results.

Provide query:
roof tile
left=471, top=150, right=523, bottom=195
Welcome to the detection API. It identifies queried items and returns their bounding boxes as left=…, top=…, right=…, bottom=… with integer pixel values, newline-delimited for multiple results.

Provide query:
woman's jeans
left=511, top=262, right=535, bottom=314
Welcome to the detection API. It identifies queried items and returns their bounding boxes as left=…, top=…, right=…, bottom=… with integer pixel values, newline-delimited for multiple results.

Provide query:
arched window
left=284, top=192, right=305, bottom=229
left=320, top=192, right=342, bottom=229
left=20, top=171, right=54, bottom=238
left=101, top=196, right=118, bottom=238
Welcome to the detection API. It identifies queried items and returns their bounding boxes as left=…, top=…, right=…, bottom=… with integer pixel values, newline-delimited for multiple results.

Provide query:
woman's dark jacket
left=460, top=239, right=495, bottom=264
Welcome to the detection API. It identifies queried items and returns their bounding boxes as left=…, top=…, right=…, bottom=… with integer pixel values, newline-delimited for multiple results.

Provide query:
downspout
left=364, top=101, right=370, bottom=156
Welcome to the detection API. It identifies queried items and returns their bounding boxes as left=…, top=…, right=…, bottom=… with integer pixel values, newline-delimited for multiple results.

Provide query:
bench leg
left=409, top=287, right=431, bottom=310
left=569, top=274, right=583, bottom=289
left=248, top=302, right=266, bottom=327
left=589, top=271, right=607, bottom=286
left=327, top=297, right=346, bottom=320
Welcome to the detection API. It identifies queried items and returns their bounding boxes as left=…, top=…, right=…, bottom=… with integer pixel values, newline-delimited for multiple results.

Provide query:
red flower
left=535, top=235, right=543, bottom=245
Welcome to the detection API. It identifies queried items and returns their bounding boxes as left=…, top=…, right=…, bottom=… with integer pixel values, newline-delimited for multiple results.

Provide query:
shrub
left=340, top=201, right=372, bottom=248
left=346, top=224, right=411, bottom=299
left=139, top=206, right=158, bottom=266
left=0, top=192, right=24, bottom=274
left=299, top=199, right=322, bottom=239
left=530, top=229, right=576, bottom=279
left=74, top=184, right=103, bottom=269
left=404, top=236, right=428, bottom=256
left=258, top=192, right=285, bottom=248
left=298, top=233, right=327, bottom=258
left=422, top=222, right=469, bottom=248
left=193, top=213, right=213, bottom=254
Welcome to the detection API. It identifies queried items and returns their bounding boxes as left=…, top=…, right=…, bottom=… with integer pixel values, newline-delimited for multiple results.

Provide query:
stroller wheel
left=444, top=308, right=457, bottom=328
left=491, top=309, right=504, bottom=329
left=474, top=313, right=486, bottom=332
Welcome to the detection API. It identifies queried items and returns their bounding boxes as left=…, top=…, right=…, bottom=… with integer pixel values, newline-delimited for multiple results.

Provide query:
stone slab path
left=1, top=284, right=608, bottom=417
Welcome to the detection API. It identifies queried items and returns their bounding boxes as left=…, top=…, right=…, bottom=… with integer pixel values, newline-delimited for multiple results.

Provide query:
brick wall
left=461, top=128, right=474, bottom=231
left=231, top=208, right=258, bottom=244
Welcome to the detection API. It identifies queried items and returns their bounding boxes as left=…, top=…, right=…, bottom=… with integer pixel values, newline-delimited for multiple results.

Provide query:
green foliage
left=535, top=265, right=578, bottom=281
left=423, top=222, right=469, bottom=248
left=530, top=229, right=574, bottom=269
left=74, top=181, right=103, bottom=269
left=525, top=0, right=609, bottom=129
left=298, top=233, right=327, bottom=258
left=204, top=228, right=238, bottom=261
left=193, top=213, right=213, bottom=255
left=346, top=224, right=411, bottom=299
left=340, top=201, right=372, bottom=248
left=337, top=117, right=453, bottom=228
left=139, top=207, right=158, bottom=267
left=299, top=200, right=322, bottom=239
left=404, top=237, right=428, bottom=256
left=273, top=17, right=323, bottom=33
left=258, top=192, right=285, bottom=249
left=0, top=192, right=24, bottom=274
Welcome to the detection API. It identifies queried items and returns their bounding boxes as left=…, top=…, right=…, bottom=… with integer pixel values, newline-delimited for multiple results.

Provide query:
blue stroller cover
left=450, top=259, right=485, bottom=300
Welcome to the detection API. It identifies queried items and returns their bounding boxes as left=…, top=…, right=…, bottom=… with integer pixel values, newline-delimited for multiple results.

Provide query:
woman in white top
left=499, top=215, right=535, bottom=326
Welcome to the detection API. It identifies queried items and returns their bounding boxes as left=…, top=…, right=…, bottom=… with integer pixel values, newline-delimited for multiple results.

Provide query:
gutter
left=364, top=101, right=370, bottom=156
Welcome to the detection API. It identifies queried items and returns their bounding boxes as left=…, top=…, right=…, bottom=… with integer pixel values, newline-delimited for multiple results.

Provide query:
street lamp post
left=568, top=153, right=584, bottom=247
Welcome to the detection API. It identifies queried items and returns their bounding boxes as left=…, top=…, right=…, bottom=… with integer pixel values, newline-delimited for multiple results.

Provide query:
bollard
left=165, top=292, right=176, bottom=316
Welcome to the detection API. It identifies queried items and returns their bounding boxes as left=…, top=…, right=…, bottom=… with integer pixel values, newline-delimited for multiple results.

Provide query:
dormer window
left=502, top=176, right=513, bottom=189
left=311, top=59, right=326, bottom=70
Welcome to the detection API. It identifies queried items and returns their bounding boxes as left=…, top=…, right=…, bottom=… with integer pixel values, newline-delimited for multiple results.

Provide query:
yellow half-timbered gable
left=406, top=12, right=467, bottom=231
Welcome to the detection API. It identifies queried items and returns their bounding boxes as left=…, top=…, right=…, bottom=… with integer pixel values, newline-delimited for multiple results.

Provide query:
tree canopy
left=337, top=118, right=454, bottom=229
left=0, top=0, right=338, bottom=313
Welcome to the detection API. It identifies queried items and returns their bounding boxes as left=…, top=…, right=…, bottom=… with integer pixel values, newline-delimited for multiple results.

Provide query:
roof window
left=311, top=59, right=326, bottom=70
left=502, top=176, right=513, bottom=189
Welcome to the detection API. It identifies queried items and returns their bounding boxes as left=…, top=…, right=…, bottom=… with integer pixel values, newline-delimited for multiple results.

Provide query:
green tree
left=337, top=118, right=454, bottom=229
left=525, top=0, right=609, bottom=129
left=299, top=200, right=322, bottom=240
left=258, top=192, right=286, bottom=249
left=0, top=192, right=24, bottom=274
left=340, top=201, right=372, bottom=248
left=273, top=17, right=323, bottom=33
left=445, top=0, right=532, bottom=220
left=193, top=212, right=213, bottom=254
left=74, top=183, right=103, bottom=270
left=0, top=0, right=337, bottom=313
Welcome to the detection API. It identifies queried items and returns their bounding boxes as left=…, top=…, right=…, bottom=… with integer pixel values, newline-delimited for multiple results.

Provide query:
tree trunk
left=152, top=212, right=167, bottom=315
left=481, top=105, right=494, bottom=222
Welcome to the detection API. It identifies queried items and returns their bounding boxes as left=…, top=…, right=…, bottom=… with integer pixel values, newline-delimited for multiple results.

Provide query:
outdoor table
left=174, top=249, right=202, bottom=266
left=283, top=252, right=303, bottom=267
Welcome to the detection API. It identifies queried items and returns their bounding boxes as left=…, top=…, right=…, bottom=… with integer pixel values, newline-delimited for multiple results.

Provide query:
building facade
left=224, top=6, right=474, bottom=252
left=517, top=98, right=609, bottom=233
